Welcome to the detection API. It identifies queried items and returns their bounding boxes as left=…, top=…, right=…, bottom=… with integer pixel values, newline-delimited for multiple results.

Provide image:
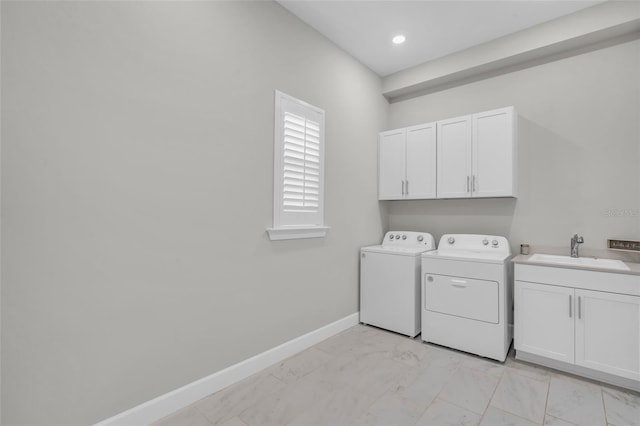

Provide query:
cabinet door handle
left=401, top=180, right=405, bottom=195
left=569, top=295, right=572, bottom=318
left=406, top=180, right=409, bottom=195
left=467, top=176, right=470, bottom=192
left=472, top=175, right=476, bottom=192
left=578, top=296, right=582, bottom=319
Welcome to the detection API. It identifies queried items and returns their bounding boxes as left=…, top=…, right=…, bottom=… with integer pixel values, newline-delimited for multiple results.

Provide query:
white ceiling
left=278, top=0, right=604, bottom=77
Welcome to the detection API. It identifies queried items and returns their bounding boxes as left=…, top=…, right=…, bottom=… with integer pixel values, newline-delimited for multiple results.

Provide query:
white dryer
left=421, top=234, right=513, bottom=361
left=360, top=231, right=436, bottom=337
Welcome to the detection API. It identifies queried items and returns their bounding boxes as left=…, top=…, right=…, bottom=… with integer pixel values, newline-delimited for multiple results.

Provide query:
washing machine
left=360, top=231, right=436, bottom=337
left=421, top=234, right=513, bottom=361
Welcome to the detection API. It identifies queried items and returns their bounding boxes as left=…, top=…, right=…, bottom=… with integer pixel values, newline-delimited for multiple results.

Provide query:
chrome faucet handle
left=570, top=234, right=584, bottom=257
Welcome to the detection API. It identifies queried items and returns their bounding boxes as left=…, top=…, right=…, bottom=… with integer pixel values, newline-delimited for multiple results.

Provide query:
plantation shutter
left=271, top=90, right=326, bottom=234
left=283, top=112, right=320, bottom=213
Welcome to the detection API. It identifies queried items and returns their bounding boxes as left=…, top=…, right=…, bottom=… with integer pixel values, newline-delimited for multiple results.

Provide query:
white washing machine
left=421, top=234, right=513, bottom=361
left=360, top=231, right=436, bottom=337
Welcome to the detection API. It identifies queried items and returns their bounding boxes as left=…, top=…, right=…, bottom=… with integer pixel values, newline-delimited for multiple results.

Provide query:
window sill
left=267, top=226, right=329, bottom=241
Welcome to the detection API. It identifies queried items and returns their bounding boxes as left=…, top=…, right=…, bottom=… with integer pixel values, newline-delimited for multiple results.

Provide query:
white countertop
left=512, top=254, right=640, bottom=276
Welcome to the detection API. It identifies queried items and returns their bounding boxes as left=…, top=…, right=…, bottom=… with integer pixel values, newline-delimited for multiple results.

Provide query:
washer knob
left=483, top=239, right=489, bottom=245
left=448, top=237, right=455, bottom=244
left=395, top=234, right=400, bottom=240
left=417, top=235, right=424, bottom=242
left=402, top=234, right=407, bottom=240
left=389, top=235, right=394, bottom=240
left=492, top=240, right=499, bottom=246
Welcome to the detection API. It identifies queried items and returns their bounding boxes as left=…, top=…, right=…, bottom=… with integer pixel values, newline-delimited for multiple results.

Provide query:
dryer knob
left=448, top=237, right=455, bottom=244
left=395, top=234, right=401, bottom=239
left=389, top=235, right=394, bottom=240
left=483, top=239, right=489, bottom=245
left=402, top=235, right=407, bottom=240
left=492, top=240, right=499, bottom=246
left=417, top=235, right=424, bottom=242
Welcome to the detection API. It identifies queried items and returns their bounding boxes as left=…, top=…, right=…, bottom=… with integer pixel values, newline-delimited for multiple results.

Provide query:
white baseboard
left=95, top=312, right=360, bottom=426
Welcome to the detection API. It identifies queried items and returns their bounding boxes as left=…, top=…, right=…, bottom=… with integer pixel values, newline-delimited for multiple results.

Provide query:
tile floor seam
left=482, top=363, right=506, bottom=422
left=601, top=386, right=610, bottom=426
left=425, top=361, right=462, bottom=415
left=542, top=372, right=551, bottom=424
left=435, top=393, right=487, bottom=417
left=444, top=364, right=502, bottom=415
left=489, top=405, right=547, bottom=426
left=410, top=401, right=432, bottom=426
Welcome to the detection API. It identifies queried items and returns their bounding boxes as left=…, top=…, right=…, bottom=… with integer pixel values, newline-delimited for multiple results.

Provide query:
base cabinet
left=514, top=281, right=574, bottom=363
left=575, top=289, right=640, bottom=379
left=514, top=264, right=640, bottom=389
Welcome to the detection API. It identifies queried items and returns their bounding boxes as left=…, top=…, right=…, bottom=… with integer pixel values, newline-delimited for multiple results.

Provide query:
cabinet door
left=515, top=281, right=575, bottom=363
left=405, top=123, right=437, bottom=199
left=575, top=289, right=640, bottom=381
left=437, top=115, right=471, bottom=198
left=379, top=129, right=406, bottom=200
left=472, top=107, right=516, bottom=197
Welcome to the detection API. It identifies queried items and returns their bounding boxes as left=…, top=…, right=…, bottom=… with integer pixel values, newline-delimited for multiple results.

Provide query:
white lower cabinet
left=514, top=264, right=640, bottom=390
left=575, top=289, right=640, bottom=379
left=514, top=281, right=574, bottom=363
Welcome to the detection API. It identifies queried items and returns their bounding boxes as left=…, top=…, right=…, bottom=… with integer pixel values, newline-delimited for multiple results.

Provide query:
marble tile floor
left=154, top=324, right=640, bottom=426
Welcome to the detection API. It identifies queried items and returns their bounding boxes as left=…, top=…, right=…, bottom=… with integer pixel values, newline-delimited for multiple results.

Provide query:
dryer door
left=424, top=274, right=499, bottom=324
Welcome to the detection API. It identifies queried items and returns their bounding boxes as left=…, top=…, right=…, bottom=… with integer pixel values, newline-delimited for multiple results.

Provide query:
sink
left=528, top=253, right=630, bottom=271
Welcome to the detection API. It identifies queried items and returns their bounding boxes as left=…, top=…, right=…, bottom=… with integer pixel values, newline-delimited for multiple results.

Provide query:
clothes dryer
left=421, top=234, right=513, bottom=361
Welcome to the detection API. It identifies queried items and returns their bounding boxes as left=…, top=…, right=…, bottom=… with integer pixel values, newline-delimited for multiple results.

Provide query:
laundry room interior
left=1, top=1, right=639, bottom=425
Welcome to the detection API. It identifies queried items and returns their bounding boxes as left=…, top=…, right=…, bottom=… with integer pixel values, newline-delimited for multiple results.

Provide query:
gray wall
left=0, top=2, right=387, bottom=424
left=387, top=38, right=640, bottom=260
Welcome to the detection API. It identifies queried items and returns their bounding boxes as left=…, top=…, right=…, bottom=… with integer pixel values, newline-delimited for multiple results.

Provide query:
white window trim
left=267, top=90, right=328, bottom=241
left=266, top=225, right=330, bottom=241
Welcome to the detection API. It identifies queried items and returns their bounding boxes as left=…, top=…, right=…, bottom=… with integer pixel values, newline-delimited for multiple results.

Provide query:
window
left=267, top=91, right=328, bottom=240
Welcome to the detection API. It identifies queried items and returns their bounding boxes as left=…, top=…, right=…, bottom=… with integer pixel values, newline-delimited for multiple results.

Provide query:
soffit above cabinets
left=277, top=0, right=604, bottom=77
left=278, top=1, right=640, bottom=101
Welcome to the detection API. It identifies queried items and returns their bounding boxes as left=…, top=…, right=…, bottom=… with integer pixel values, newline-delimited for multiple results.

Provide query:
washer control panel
left=383, top=231, right=435, bottom=249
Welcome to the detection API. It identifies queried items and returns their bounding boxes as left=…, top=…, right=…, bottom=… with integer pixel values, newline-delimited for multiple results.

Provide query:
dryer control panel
left=438, top=234, right=511, bottom=256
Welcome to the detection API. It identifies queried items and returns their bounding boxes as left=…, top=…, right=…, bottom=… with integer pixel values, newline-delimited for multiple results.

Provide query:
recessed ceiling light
left=392, top=34, right=406, bottom=45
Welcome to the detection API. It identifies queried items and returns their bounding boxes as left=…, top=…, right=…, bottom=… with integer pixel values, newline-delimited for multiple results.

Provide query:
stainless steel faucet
left=571, top=234, right=584, bottom=258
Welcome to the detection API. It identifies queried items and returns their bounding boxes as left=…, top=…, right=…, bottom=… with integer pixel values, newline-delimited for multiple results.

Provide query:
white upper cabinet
left=472, top=107, right=517, bottom=197
left=437, top=106, right=517, bottom=199
left=436, top=115, right=472, bottom=198
left=380, top=106, right=517, bottom=200
left=405, top=123, right=437, bottom=199
left=378, top=123, right=436, bottom=200
left=379, top=129, right=406, bottom=199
